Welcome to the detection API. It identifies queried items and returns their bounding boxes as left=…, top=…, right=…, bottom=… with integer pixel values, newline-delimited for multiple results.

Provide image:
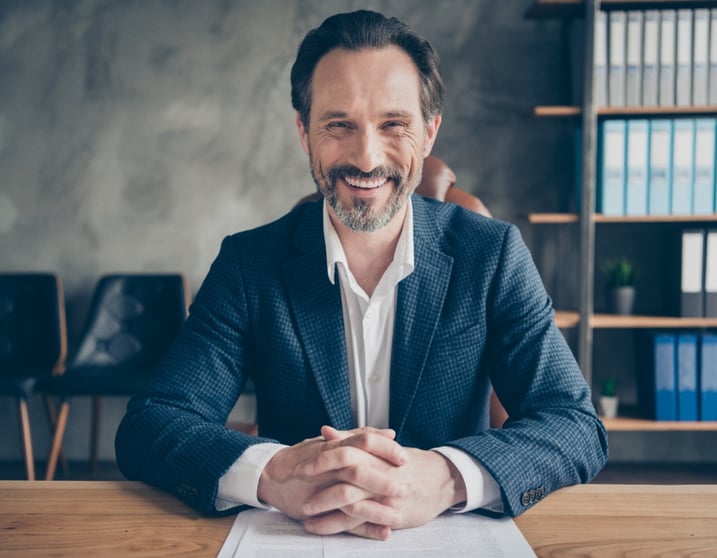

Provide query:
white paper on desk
left=217, top=509, right=536, bottom=558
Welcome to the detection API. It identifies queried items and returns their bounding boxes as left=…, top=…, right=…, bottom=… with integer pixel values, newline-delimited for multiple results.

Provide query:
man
left=115, top=10, right=607, bottom=541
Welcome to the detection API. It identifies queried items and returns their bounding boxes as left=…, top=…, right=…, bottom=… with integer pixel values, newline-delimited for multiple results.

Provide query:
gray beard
left=324, top=188, right=405, bottom=233
left=311, top=164, right=417, bottom=233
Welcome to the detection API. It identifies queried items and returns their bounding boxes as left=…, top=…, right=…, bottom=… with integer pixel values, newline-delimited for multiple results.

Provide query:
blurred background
left=0, top=0, right=583, bottom=467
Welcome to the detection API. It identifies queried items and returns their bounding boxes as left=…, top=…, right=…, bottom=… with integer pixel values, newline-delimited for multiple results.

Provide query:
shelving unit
left=534, top=104, right=717, bottom=116
left=527, top=0, right=717, bottom=19
left=527, top=0, right=717, bottom=439
left=529, top=213, right=717, bottom=223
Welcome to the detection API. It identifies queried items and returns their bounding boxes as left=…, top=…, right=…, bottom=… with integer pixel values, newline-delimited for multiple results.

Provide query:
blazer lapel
left=390, top=197, right=454, bottom=435
left=282, top=201, right=353, bottom=430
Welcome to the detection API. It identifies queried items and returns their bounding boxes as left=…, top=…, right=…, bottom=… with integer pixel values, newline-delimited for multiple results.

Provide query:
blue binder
left=700, top=333, right=717, bottom=421
left=599, top=120, right=626, bottom=215
left=676, top=334, right=699, bottom=421
left=641, top=333, right=678, bottom=421
left=647, top=119, right=672, bottom=215
left=626, top=120, right=649, bottom=215
left=670, top=119, right=695, bottom=215
left=693, top=119, right=716, bottom=215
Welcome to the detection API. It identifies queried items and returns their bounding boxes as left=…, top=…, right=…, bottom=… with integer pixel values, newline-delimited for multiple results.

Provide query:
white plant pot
left=600, top=395, right=619, bottom=419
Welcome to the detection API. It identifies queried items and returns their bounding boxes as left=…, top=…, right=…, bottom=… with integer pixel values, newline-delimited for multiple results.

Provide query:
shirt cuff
left=433, top=446, right=503, bottom=514
left=215, top=442, right=286, bottom=512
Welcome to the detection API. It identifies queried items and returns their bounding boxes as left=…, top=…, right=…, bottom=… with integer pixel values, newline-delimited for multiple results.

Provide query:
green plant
left=602, top=258, right=636, bottom=288
left=601, top=379, right=617, bottom=397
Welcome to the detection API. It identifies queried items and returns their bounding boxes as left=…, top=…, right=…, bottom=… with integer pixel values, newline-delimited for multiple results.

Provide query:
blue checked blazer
left=115, top=195, right=608, bottom=517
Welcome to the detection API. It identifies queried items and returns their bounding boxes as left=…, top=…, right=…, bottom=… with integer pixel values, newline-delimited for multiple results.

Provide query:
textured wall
left=0, top=0, right=572, bottom=461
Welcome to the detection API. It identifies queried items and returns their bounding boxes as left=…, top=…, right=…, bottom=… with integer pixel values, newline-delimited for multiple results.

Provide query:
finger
left=340, top=497, right=401, bottom=528
left=321, top=425, right=396, bottom=441
left=302, top=482, right=371, bottom=517
left=306, top=433, right=406, bottom=476
left=304, top=510, right=365, bottom=536
left=348, top=523, right=392, bottom=540
left=304, top=466, right=400, bottom=515
left=304, top=502, right=399, bottom=536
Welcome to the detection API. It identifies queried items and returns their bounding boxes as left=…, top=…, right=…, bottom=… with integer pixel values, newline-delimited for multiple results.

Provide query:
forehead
left=310, top=46, right=422, bottom=118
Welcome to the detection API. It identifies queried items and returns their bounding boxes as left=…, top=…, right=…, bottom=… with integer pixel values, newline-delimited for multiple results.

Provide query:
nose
left=351, top=128, right=385, bottom=173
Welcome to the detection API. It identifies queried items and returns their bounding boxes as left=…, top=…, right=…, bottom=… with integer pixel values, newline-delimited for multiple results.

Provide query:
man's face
left=297, top=46, right=441, bottom=233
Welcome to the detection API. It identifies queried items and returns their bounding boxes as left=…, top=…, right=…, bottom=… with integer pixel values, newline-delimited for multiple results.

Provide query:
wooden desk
left=1, top=481, right=715, bottom=557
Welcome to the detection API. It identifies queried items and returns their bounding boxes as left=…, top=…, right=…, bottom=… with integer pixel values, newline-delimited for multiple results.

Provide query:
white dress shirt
left=216, top=199, right=502, bottom=513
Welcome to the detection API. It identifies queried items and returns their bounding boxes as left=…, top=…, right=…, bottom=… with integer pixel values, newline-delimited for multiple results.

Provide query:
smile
left=343, top=176, right=388, bottom=189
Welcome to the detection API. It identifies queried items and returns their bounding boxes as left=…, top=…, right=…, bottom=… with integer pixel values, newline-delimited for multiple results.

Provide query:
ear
left=296, top=113, right=310, bottom=154
left=422, top=115, right=442, bottom=157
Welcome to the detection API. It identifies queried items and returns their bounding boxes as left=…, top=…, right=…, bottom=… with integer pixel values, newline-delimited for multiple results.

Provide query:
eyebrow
left=317, top=110, right=414, bottom=122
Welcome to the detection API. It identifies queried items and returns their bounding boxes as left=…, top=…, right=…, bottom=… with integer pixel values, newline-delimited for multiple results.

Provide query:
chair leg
left=45, top=401, right=70, bottom=481
left=43, top=396, right=70, bottom=477
left=17, top=399, right=36, bottom=481
left=90, top=396, right=101, bottom=474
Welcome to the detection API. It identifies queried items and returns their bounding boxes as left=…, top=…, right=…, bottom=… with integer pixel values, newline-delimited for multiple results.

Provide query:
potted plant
left=602, top=258, right=636, bottom=315
left=599, top=379, right=619, bottom=419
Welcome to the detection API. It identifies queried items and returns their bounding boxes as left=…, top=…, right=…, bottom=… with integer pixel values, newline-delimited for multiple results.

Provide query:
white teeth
left=344, top=176, right=387, bottom=189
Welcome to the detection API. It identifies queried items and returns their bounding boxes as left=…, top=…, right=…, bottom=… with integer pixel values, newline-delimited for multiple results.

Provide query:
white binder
left=705, top=230, right=717, bottom=316
left=642, top=10, right=659, bottom=106
left=594, top=11, right=608, bottom=107
left=675, top=10, right=693, bottom=106
left=693, top=9, right=709, bottom=106
left=709, top=10, right=717, bottom=104
left=608, top=11, right=626, bottom=107
left=659, top=10, right=676, bottom=106
left=680, top=230, right=705, bottom=317
left=626, top=11, right=643, bottom=106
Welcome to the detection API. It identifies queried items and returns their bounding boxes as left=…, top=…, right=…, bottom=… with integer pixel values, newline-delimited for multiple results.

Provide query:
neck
left=329, top=203, right=408, bottom=297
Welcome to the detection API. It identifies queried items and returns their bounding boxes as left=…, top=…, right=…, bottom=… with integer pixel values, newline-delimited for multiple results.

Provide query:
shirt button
left=369, top=375, right=380, bottom=384
left=365, top=308, right=375, bottom=319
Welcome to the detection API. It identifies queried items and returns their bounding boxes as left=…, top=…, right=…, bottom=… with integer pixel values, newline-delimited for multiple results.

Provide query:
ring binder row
left=594, top=8, right=717, bottom=108
left=597, top=118, right=717, bottom=217
left=639, top=330, right=717, bottom=421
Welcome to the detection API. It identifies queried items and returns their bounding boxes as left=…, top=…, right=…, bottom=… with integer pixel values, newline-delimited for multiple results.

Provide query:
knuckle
left=344, top=465, right=361, bottom=483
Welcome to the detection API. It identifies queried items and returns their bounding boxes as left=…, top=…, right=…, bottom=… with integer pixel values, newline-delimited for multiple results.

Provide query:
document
left=217, top=510, right=536, bottom=558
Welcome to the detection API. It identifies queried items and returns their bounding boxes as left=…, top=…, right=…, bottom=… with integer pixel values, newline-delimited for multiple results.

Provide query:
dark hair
left=290, top=10, right=444, bottom=127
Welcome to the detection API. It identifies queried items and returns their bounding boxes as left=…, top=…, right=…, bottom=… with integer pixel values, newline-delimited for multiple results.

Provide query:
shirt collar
left=323, top=198, right=415, bottom=285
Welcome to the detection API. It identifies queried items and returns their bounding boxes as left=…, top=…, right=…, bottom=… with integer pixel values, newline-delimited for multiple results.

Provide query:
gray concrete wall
left=0, top=0, right=574, bottom=463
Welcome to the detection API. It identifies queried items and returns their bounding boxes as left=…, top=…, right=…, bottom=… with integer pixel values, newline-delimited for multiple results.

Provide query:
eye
left=327, top=121, right=350, bottom=130
left=383, top=121, right=406, bottom=128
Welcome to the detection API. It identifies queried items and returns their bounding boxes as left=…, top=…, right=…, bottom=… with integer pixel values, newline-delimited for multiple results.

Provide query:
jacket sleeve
left=445, top=224, right=608, bottom=517
left=115, top=236, right=277, bottom=515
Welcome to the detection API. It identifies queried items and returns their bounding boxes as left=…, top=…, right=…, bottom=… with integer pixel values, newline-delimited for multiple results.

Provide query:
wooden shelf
left=595, top=213, right=717, bottom=222
left=591, top=314, right=717, bottom=328
left=527, top=0, right=717, bottom=19
left=550, top=312, right=717, bottom=329
left=529, top=213, right=579, bottom=224
left=533, top=105, right=717, bottom=118
left=555, top=310, right=580, bottom=329
left=533, top=106, right=581, bottom=117
left=603, top=416, right=717, bottom=431
left=529, top=213, right=717, bottom=223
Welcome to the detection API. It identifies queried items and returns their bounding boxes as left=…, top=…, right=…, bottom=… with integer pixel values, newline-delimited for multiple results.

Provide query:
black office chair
left=44, top=273, right=189, bottom=480
left=0, top=273, right=67, bottom=480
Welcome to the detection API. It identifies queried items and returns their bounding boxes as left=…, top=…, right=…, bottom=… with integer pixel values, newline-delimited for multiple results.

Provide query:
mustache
left=326, top=164, right=404, bottom=184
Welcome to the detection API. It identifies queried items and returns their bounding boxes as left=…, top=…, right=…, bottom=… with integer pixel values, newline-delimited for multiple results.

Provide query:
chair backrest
left=0, top=273, right=66, bottom=375
left=68, top=274, right=189, bottom=371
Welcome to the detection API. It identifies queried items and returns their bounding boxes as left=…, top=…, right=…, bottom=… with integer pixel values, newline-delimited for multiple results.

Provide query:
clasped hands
left=257, top=425, right=467, bottom=540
